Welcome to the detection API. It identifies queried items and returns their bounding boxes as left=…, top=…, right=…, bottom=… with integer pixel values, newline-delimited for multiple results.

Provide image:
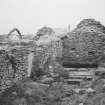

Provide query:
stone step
left=69, top=75, right=93, bottom=79
left=64, top=67, right=95, bottom=71
left=64, top=68, right=78, bottom=71
left=69, top=71, right=93, bottom=76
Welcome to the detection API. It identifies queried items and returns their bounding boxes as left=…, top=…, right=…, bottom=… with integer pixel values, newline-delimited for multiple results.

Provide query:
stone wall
left=0, top=50, right=14, bottom=93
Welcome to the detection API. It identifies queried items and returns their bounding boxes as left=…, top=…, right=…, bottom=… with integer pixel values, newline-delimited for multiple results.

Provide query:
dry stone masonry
left=0, top=50, right=14, bottom=93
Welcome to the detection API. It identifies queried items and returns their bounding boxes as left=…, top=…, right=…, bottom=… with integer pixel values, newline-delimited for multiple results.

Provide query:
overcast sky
left=0, top=0, right=105, bottom=34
